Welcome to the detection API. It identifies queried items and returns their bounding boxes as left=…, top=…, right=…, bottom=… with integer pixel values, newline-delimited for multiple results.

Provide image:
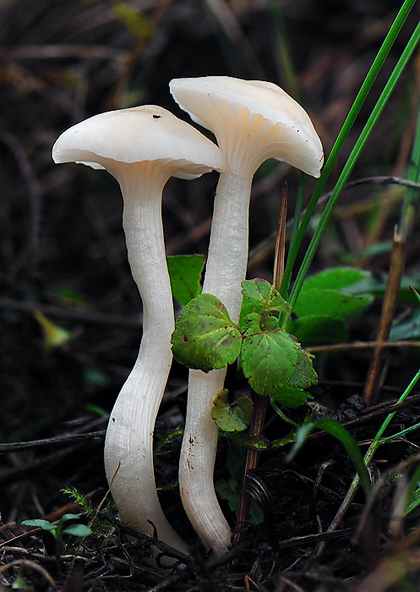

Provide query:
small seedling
left=22, top=514, right=92, bottom=573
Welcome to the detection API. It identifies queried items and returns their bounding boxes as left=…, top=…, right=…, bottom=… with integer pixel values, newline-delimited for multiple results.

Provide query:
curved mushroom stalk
left=52, top=106, right=224, bottom=562
left=179, top=170, right=254, bottom=555
left=104, top=163, right=189, bottom=556
left=170, top=76, right=324, bottom=554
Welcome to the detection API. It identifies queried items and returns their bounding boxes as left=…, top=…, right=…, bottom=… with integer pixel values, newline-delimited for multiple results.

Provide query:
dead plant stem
left=234, top=186, right=287, bottom=542
left=364, top=229, right=406, bottom=406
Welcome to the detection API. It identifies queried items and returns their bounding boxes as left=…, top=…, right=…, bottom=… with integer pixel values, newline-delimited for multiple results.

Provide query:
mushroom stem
left=170, top=76, right=323, bottom=555
left=203, top=170, right=254, bottom=318
left=180, top=369, right=228, bottom=553
left=180, top=169, right=253, bottom=555
left=52, top=105, right=225, bottom=563
left=104, top=163, right=189, bottom=556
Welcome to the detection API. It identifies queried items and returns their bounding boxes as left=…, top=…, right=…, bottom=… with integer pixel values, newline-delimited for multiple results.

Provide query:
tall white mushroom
left=52, top=105, right=224, bottom=559
left=170, top=76, right=324, bottom=554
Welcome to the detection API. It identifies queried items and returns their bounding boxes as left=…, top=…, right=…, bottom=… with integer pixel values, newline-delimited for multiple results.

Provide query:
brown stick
left=234, top=185, right=288, bottom=542
left=273, top=184, right=288, bottom=292
left=234, top=393, right=269, bottom=540
left=364, top=229, right=406, bottom=407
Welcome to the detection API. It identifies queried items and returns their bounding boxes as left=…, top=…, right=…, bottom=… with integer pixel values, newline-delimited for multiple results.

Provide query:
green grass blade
left=289, top=418, right=371, bottom=500
left=400, top=101, right=420, bottom=235
left=282, top=0, right=418, bottom=306
left=287, top=16, right=420, bottom=315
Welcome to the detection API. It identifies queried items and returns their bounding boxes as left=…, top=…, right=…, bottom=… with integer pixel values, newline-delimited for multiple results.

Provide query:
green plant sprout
left=172, top=280, right=318, bottom=408
left=21, top=514, right=92, bottom=572
left=11, top=567, right=34, bottom=591
left=61, top=487, right=114, bottom=536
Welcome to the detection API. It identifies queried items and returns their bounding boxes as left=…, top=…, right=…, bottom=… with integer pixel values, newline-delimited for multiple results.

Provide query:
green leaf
left=241, top=280, right=290, bottom=312
left=241, top=280, right=273, bottom=304
left=167, top=254, right=205, bottom=306
left=299, top=268, right=370, bottom=293
left=287, top=348, right=318, bottom=389
left=288, top=269, right=373, bottom=345
left=390, top=310, right=420, bottom=341
left=239, top=280, right=290, bottom=330
left=289, top=418, right=371, bottom=500
left=211, top=390, right=253, bottom=432
left=242, top=311, right=280, bottom=336
left=12, top=568, right=34, bottom=591
left=287, top=315, right=348, bottom=345
left=21, top=519, right=56, bottom=532
left=60, top=513, right=84, bottom=523
left=271, top=386, right=312, bottom=408
left=62, top=523, right=92, bottom=538
left=293, top=289, right=373, bottom=321
left=171, top=293, right=242, bottom=371
left=228, top=491, right=264, bottom=525
left=56, top=286, right=85, bottom=308
left=342, top=273, right=420, bottom=305
left=241, top=329, right=298, bottom=396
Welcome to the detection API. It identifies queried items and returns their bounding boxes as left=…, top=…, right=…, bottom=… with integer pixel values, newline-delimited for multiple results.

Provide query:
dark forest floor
left=1, top=1, right=420, bottom=590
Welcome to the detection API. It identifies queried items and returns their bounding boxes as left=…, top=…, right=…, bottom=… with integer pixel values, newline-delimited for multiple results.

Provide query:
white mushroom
left=170, top=76, right=324, bottom=554
left=52, top=105, right=224, bottom=560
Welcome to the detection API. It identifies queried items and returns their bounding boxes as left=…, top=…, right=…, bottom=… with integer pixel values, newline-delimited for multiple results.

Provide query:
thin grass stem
left=282, top=0, right=418, bottom=308
left=287, top=16, right=420, bottom=318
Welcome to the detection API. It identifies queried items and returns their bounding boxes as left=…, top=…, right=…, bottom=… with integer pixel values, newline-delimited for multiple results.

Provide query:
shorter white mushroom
left=170, top=76, right=324, bottom=554
left=52, top=106, right=224, bottom=560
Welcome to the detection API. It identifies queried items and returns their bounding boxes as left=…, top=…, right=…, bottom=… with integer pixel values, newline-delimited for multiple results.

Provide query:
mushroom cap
left=169, top=76, right=323, bottom=178
left=52, top=105, right=225, bottom=180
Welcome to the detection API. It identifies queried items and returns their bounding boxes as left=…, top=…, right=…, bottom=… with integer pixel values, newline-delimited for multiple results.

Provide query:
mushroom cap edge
left=52, top=105, right=225, bottom=179
left=170, top=76, right=324, bottom=178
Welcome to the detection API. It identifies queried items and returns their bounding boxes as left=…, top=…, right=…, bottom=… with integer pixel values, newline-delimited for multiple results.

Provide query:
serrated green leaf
left=211, top=390, right=252, bottom=432
left=239, top=280, right=290, bottom=330
left=271, top=386, right=312, bottom=408
left=293, top=289, right=373, bottom=321
left=167, top=254, right=205, bottom=306
left=171, top=293, right=241, bottom=371
left=62, top=523, right=92, bottom=537
left=241, top=280, right=273, bottom=304
left=242, top=310, right=281, bottom=335
left=241, top=329, right=298, bottom=396
left=287, top=315, right=348, bottom=345
left=241, top=312, right=263, bottom=334
left=287, top=348, right=318, bottom=389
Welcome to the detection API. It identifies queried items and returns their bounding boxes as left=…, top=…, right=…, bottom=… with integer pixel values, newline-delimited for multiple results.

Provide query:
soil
left=1, top=1, right=420, bottom=590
